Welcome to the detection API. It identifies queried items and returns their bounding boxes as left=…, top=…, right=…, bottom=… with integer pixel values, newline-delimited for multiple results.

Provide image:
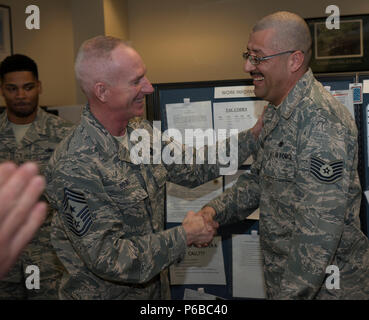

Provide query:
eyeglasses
left=242, top=50, right=299, bottom=65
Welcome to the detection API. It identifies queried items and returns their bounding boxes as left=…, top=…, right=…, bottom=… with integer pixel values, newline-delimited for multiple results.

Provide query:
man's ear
left=37, top=80, right=42, bottom=95
left=94, top=82, right=109, bottom=103
left=289, top=51, right=305, bottom=73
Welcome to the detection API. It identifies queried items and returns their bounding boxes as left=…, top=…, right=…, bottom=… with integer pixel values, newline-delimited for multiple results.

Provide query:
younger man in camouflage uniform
left=0, top=54, right=74, bottom=299
left=200, top=11, right=369, bottom=299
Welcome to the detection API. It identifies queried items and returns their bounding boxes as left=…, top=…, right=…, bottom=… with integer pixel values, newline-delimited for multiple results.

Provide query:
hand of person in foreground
left=182, top=210, right=219, bottom=247
left=0, top=162, right=47, bottom=279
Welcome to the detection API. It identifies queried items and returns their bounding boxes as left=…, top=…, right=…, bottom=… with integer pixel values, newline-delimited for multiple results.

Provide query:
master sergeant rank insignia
left=310, top=156, right=344, bottom=184
left=63, top=188, right=93, bottom=237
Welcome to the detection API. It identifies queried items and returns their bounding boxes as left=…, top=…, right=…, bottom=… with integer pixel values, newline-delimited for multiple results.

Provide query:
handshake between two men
left=182, top=206, right=218, bottom=247
left=180, top=106, right=267, bottom=248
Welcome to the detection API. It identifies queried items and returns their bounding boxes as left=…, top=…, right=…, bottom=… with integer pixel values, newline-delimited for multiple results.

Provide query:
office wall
left=70, top=0, right=106, bottom=104
left=127, top=0, right=369, bottom=84
left=2, top=0, right=369, bottom=106
left=104, top=0, right=129, bottom=40
left=0, top=0, right=123, bottom=107
left=0, top=0, right=77, bottom=107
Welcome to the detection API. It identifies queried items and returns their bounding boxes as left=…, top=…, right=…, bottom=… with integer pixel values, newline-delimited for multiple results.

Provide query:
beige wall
left=0, top=0, right=76, bottom=107
left=2, top=0, right=369, bottom=106
left=104, top=0, right=129, bottom=40
left=127, top=0, right=369, bottom=84
left=71, top=0, right=106, bottom=104
left=0, top=0, right=127, bottom=106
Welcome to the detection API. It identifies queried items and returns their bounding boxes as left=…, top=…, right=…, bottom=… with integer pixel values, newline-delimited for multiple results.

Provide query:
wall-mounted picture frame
left=0, top=5, right=13, bottom=62
left=305, top=14, right=369, bottom=73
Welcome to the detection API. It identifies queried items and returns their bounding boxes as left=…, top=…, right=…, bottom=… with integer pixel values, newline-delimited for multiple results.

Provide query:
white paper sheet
left=332, top=90, right=355, bottom=119
left=232, top=233, right=266, bottom=299
left=170, top=236, right=226, bottom=285
left=213, top=100, right=265, bottom=141
left=363, top=80, right=369, bottom=94
left=166, top=100, right=213, bottom=148
left=166, top=178, right=223, bottom=223
left=364, top=190, right=369, bottom=205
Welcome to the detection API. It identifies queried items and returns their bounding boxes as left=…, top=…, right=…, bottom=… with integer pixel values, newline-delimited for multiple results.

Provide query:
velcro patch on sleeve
left=63, top=188, right=93, bottom=237
left=310, top=156, right=344, bottom=184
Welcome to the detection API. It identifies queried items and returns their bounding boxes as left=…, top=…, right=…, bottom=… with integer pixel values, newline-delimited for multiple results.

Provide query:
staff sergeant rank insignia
left=310, top=156, right=344, bottom=184
left=63, top=188, right=93, bottom=237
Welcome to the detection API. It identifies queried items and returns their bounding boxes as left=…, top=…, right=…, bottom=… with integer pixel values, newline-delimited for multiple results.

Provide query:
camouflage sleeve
left=46, top=159, right=187, bottom=284
left=276, top=113, right=358, bottom=299
left=205, top=171, right=260, bottom=225
left=165, top=129, right=259, bottom=187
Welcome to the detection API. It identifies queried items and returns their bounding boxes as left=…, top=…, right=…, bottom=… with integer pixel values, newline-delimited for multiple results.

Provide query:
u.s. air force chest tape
left=63, top=188, right=93, bottom=237
left=310, top=156, right=344, bottom=184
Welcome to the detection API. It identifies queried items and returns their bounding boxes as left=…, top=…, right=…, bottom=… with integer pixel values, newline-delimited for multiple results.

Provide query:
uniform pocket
left=261, top=149, right=296, bottom=182
left=104, top=178, right=148, bottom=208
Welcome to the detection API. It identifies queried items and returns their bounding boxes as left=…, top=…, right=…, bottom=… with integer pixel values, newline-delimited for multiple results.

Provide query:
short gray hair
left=75, top=35, right=127, bottom=98
left=253, top=11, right=312, bottom=67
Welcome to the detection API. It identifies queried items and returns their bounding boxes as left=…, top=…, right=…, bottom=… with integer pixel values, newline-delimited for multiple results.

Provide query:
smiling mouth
left=250, top=72, right=265, bottom=82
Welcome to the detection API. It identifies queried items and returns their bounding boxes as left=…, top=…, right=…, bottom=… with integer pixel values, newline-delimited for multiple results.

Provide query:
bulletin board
left=146, top=79, right=266, bottom=300
left=146, top=78, right=264, bottom=131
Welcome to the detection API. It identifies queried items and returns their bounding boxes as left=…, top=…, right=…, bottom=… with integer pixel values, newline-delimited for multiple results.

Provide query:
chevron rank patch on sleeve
left=63, top=188, right=93, bottom=237
left=310, top=156, right=344, bottom=184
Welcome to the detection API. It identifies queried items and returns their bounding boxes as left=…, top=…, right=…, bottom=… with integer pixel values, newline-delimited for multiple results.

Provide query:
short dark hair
left=0, top=54, right=39, bottom=81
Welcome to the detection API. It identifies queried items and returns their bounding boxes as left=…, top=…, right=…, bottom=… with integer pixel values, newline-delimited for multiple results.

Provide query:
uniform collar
left=0, top=107, right=48, bottom=145
left=24, top=108, right=49, bottom=143
left=277, top=68, right=314, bottom=120
left=81, top=104, right=140, bottom=163
left=257, top=69, right=314, bottom=145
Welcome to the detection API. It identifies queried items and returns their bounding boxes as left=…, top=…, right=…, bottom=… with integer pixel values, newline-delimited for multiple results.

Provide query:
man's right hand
left=182, top=210, right=218, bottom=247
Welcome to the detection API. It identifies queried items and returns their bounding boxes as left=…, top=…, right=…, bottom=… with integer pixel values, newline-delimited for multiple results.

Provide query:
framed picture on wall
left=305, top=14, right=369, bottom=73
left=0, top=5, right=13, bottom=62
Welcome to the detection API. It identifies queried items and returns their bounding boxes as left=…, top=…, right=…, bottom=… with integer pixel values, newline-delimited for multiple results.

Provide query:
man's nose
left=16, top=88, right=26, bottom=99
left=142, top=77, right=154, bottom=95
left=244, top=58, right=256, bottom=74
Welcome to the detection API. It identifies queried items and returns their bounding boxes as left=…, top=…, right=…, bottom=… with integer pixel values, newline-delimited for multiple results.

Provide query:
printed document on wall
left=166, top=100, right=213, bottom=148
left=363, top=80, right=369, bottom=93
left=170, top=236, right=226, bottom=285
left=213, top=100, right=266, bottom=140
left=213, top=100, right=265, bottom=164
left=331, top=90, right=355, bottom=119
left=232, top=233, right=266, bottom=299
left=166, top=177, right=223, bottom=223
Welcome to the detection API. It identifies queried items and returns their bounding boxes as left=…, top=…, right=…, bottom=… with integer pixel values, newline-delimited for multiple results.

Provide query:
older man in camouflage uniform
left=200, top=11, right=369, bottom=299
left=45, top=36, right=262, bottom=299
left=0, top=54, right=74, bottom=299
